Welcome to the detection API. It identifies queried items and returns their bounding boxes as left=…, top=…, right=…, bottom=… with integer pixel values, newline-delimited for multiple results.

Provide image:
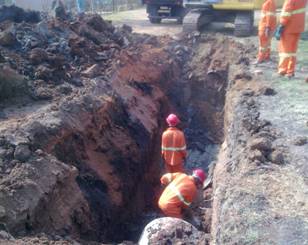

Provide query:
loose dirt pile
left=0, top=6, right=134, bottom=103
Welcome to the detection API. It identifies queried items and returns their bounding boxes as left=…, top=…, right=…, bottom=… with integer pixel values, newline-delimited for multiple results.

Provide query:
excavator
left=183, top=0, right=284, bottom=36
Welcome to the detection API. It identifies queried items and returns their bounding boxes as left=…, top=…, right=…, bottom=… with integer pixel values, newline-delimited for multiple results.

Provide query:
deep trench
left=41, top=45, right=229, bottom=243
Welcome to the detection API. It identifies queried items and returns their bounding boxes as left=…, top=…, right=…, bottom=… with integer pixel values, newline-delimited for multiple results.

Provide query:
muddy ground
left=0, top=6, right=307, bottom=245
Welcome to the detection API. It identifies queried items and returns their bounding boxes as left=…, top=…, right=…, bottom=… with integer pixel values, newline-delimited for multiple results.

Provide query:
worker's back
left=161, top=127, right=186, bottom=167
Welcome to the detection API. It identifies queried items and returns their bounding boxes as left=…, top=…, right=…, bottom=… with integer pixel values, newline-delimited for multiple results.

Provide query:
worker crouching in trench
left=158, top=169, right=207, bottom=227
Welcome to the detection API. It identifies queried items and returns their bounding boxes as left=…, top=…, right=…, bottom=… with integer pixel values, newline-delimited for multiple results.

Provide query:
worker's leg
left=278, top=33, right=290, bottom=75
left=278, top=33, right=299, bottom=76
left=286, top=33, right=300, bottom=76
left=265, top=35, right=273, bottom=60
left=258, top=32, right=270, bottom=62
left=165, top=164, right=184, bottom=173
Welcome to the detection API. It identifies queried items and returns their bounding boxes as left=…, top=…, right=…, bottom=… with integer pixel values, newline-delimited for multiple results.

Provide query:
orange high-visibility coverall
left=158, top=172, right=197, bottom=218
left=161, top=127, right=187, bottom=173
left=258, top=0, right=277, bottom=62
left=278, top=0, right=307, bottom=75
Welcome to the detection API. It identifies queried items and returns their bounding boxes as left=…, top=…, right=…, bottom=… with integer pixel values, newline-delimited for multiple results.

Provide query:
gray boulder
left=138, top=217, right=208, bottom=245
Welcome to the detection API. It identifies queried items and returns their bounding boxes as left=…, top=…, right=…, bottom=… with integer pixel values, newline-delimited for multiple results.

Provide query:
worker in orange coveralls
left=256, top=0, right=277, bottom=63
left=158, top=169, right=206, bottom=219
left=275, top=0, right=307, bottom=78
left=161, top=114, right=187, bottom=173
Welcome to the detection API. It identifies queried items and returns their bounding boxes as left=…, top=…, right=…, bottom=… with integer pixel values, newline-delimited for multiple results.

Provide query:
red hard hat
left=166, top=114, right=180, bottom=127
left=192, top=169, right=206, bottom=184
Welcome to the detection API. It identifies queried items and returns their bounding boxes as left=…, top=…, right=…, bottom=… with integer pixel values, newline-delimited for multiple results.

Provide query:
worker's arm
left=160, top=173, right=174, bottom=185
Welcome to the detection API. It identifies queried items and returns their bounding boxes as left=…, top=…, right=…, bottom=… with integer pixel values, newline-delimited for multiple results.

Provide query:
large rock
left=138, top=217, right=208, bottom=244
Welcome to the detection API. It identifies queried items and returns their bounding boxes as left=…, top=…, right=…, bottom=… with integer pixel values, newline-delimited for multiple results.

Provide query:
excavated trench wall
left=0, top=30, right=251, bottom=243
left=43, top=75, right=179, bottom=241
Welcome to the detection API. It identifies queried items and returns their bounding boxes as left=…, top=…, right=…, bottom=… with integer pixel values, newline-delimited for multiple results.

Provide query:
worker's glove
left=274, top=25, right=284, bottom=40
left=264, top=27, right=270, bottom=38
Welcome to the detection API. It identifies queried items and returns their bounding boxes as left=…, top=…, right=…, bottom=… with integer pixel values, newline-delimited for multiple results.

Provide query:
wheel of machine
left=149, top=17, right=162, bottom=23
left=147, top=4, right=162, bottom=24
left=234, top=11, right=254, bottom=37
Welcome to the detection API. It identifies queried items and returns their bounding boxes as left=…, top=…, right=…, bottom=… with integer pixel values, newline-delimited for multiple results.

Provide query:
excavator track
left=183, top=9, right=213, bottom=33
left=183, top=10, right=202, bottom=33
left=234, top=11, right=254, bottom=37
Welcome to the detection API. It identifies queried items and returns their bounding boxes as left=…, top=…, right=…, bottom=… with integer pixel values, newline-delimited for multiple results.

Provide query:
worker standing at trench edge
left=275, top=0, right=307, bottom=78
left=158, top=169, right=206, bottom=220
left=256, top=0, right=277, bottom=63
left=161, top=114, right=187, bottom=173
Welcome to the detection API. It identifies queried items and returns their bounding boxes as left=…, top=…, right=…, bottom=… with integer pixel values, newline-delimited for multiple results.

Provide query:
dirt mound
left=0, top=7, right=135, bottom=103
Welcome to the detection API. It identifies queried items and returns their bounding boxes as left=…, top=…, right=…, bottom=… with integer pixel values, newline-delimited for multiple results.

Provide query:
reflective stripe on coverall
left=258, top=0, right=277, bottom=61
left=161, top=127, right=187, bottom=173
left=158, top=173, right=197, bottom=218
left=278, top=0, right=307, bottom=75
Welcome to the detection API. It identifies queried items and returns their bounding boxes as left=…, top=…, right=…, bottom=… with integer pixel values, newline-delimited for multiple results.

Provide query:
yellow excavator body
left=183, top=0, right=285, bottom=36
left=213, top=0, right=284, bottom=10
